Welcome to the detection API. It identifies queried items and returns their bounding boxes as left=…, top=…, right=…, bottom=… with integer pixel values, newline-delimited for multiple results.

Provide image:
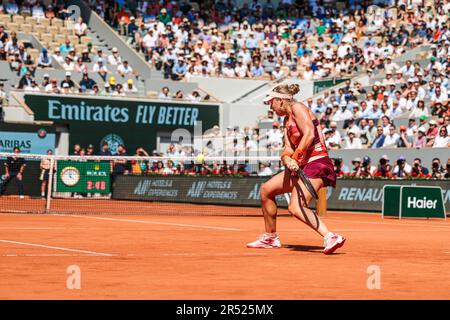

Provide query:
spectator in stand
left=412, top=126, right=427, bottom=148
left=374, top=155, right=392, bottom=178
left=45, top=4, right=55, bottom=20
left=392, top=156, right=412, bottom=178
left=98, top=142, right=111, bottom=156
left=24, top=79, right=40, bottom=92
left=17, top=70, right=33, bottom=89
left=444, top=158, right=450, bottom=179
left=187, top=90, right=202, bottom=102
left=370, top=126, right=386, bottom=149
left=349, top=157, right=362, bottom=177
left=32, top=3, right=45, bottom=20
left=114, top=84, right=126, bottom=96
left=93, top=48, right=104, bottom=63
left=342, top=131, right=362, bottom=149
left=61, top=72, right=75, bottom=89
left=124, top=79, right=138, bottom=94
left=430, top=158, right=445, bottom=179
left=61, top=82, right=73, bottom=94
left=426, top=119, right=439, bottom=147
left=107, top=47, right=122, bottom=66
left=397, top=125, right=414, bottom=148
left=126, top=16, right=139, bottom=45
left=86, top=144, right=94, bottom=156
left=333, top=157, right=349, bottom=177
left=9, top=53, right=21, bottom=74
left=74, top=17, right=88, bottom=43
left=92, top=59, right=108, bottom=81
left=74, top=57, right=88, bottom=73
left=158, top=86, right=171, bottom=99
left=251, top=61, right=264, bottom=78
left=433, top=125, right=450, bottom=147
left=47, top=79, right=62, bottom=93
left=117, top=60, right=133, bottom=77
left=79, top=72, right=96, bottom=90
left=62, top=56, right=75, bottom=71
left=382, top=125, right=400, bottom=148
left=131, top=147, right=150, bottom=175
left=4, top=0, right=18, bottom=15
left=101, top=83, right=112, bottom=95
left=4, top=33, right=18, bottom=54
left=52, top=47, right=64, bottom=64
left=59, top=39, right=74, bottom=54
left=37, top=48, right=52, bottom=68
left=411, top=158, right=430, bottom=178
left=172, top=58, right=187, bottom=80
left=360, top=156, right=376, bottom=177
left=112, top=144, right=129, bottom=182
left=20, top=55, right=36, bottom=78
left=81, top=49, right=92, bottom=63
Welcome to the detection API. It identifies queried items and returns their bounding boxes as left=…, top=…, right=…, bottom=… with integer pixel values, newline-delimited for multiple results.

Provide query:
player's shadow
left=283, top=244, right=346, bottom=255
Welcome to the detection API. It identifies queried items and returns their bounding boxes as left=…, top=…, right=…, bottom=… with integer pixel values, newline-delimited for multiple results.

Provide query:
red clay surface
left=0, top=201, right=450, bottom=299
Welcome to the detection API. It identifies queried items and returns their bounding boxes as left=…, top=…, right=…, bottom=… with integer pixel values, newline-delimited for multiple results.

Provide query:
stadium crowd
left=88, top=0, right=447, bottom=81
left=68, top=132, right=450, bottom=179
left=1, top=0, right=449, bottom=100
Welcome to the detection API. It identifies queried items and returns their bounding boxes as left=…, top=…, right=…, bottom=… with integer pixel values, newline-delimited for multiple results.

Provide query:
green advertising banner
left=24, top=94, right=220, bottom=154
left=56, top=161, right=111, bottom=193
left=400, top=186, right=445, bottom=218
left=383, top=185, right=446, bottom=219
left=313, top=78, right=349, bottom=94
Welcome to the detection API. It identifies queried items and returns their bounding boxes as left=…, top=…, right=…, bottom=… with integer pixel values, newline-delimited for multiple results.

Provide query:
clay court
left=1, top=200, right=449, bottom=300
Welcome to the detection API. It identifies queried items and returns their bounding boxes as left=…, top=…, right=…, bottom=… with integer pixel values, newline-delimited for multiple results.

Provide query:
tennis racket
left=290, top=167, right=319, bottom=200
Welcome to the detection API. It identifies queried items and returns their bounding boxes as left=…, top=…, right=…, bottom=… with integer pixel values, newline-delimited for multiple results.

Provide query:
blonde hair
left=272, top=84, right=300, bottom=97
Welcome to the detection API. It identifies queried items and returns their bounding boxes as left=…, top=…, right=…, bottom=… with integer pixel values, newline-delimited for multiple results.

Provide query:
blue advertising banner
left=0, top=131, right=55, bottom=154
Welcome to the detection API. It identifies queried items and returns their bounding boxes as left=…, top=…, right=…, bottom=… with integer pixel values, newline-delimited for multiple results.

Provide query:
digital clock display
left=87, top=180, right=107, bottom=191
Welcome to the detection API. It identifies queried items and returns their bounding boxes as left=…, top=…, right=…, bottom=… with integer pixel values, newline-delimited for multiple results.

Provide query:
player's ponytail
left=272, top=84, right=300, bottom=96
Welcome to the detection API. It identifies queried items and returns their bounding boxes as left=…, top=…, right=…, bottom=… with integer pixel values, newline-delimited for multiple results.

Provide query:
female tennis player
left=247, top=84, right=346, bottom=254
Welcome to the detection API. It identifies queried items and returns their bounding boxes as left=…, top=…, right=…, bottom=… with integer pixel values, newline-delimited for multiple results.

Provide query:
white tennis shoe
left=323, top=233, right=346, bottom=255
left=247, top=233, right=282, bottom=249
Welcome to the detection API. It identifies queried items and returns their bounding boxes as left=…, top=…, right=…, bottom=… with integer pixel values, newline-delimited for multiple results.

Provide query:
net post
left=316, top=187, right=327, bottom=216
left=45, top=157, right=55, bottom=213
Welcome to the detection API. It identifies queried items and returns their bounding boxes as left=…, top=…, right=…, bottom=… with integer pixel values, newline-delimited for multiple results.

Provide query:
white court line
left=0, top=227, right=87, bottom=230
left=54, top=214, right=244, bottom=231
left=279, top=229, right=450, bottom=232
left=1, top=254, right=79, bottom=257
left=0, top=239, right=114, bottom=256
left=161, top=252, right=269, bottom=257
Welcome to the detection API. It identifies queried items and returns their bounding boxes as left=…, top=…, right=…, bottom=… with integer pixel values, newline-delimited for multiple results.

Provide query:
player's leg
left=289, top=178, right=346, bottom=254
left=247, top=170, right=293, bottom=249
left=261, top=170, right=294, bottom=233
left=288, top=178, right=329, bottom=236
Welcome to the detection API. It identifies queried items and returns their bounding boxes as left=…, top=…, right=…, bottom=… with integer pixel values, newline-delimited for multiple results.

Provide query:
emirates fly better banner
left=24, top=94, right=220, bottom=154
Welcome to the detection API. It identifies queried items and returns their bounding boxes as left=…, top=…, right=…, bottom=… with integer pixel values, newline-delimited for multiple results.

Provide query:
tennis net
left=0, top=152, right=288, bottom=215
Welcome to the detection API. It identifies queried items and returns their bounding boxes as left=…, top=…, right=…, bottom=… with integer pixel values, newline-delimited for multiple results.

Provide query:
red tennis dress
left=285, top=114, right=337, bottom=188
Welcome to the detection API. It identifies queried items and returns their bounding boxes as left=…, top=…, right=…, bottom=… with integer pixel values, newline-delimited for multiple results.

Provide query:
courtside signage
left=114, top=176, right=450, bottom=213
left=56, top=161, right=111, bottom=193
left=383, top=185, right=446, bottom=219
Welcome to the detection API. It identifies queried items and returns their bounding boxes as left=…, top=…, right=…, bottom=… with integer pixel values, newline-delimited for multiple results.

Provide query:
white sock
left=324, top=232, right=334, bottom=240
left=41, top=193, right=45, bottom=196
